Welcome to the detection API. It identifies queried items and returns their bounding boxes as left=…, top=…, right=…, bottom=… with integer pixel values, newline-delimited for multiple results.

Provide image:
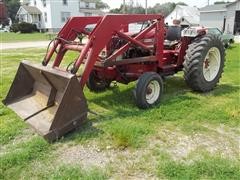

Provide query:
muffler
left=3, top=60, right=88, bottom=142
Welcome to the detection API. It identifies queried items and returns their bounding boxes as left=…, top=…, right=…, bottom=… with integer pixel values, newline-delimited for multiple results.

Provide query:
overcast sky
left=102, top=0, right=235, bottom=9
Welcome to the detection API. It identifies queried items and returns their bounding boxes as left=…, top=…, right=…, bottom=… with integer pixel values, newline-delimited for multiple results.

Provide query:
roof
left=226, top=0, right=240, bottom=7
left=183, top=16, right=199, bottom=25
left=22, top=5, right=41, bottom=14
left=178, top=5, right=200, bottom=16
left=165, top=5, right=200, bottom=25
left=200, top=4, right=228, bottom=12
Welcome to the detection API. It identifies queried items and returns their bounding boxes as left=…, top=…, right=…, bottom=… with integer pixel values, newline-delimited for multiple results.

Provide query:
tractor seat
left=164, top=26, right=181, bottom=49
left=165, top=26, right=181, bottom=41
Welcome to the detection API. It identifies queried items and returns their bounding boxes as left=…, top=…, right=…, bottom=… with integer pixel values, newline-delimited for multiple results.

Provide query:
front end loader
left=3, top=61, right=88, bottom=141
left=3, top=15, right=225, bottom=141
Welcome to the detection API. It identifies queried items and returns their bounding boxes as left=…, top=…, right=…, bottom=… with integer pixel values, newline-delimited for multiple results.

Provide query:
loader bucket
left=3, top=60, right=88, bottom=142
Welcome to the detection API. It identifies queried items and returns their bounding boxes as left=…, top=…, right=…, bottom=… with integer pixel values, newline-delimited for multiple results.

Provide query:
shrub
left=10, top=23, right=19, bottom=33
left=10, top=22, right=38, bottom=33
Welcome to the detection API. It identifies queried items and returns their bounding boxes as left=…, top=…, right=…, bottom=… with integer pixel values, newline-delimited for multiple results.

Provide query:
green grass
left=0, top=137, right=50, bottom=179
left=0, top=44, right=239, bottom=178
left=0, top=104, right=26, bottom=144
left=49, top=166, right=107, bottom=180
left=157, top=152, right=240, bottom=180
left=106, top=119, right=152, bottom=148
left=0, top=32, right=50, bottom=43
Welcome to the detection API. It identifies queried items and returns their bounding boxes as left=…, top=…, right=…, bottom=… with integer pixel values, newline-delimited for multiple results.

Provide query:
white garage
left=200, top=0, right=240, bottom=35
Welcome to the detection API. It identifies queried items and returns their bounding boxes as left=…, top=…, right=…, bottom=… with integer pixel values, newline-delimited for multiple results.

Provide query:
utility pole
left=123, top=0, right=126, bottom=14
left=145, top=0, right=148, bottom=14
left=207, top=0, right=210, bottom=5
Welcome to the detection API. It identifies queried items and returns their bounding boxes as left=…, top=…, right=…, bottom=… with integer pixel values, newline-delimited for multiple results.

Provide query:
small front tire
left=135, top=72, right=163, bottom=109
left=86, top=71, right=111, bottom=92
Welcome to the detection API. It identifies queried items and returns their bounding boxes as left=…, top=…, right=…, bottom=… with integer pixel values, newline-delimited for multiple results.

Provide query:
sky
left=102, top=0, right=235, bottom=9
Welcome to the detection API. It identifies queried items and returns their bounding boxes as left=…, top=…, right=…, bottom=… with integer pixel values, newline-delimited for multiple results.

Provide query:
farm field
left=0, top=44, right=240, bottom=179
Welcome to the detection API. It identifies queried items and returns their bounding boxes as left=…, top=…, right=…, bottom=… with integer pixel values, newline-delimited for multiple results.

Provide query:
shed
left=165, top=5, right=200, bottom=26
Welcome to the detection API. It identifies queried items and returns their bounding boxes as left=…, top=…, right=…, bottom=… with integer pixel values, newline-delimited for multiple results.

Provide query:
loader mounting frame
left=42, top=15, right=190, bottom=86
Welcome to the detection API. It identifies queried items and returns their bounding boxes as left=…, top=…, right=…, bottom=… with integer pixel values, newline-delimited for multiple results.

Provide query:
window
left=42, top=0, right=46, bottom=7
left=84, top=12, right=92, bottom=16
left=61, top=12, right=71, bottom=22
left=85, top=2, right=89, bottom=8
left=63, top=0, right=67, bottom=5
left=19, top=15, right=24, bottom=22
left=44, top=12, right=47, bottom=22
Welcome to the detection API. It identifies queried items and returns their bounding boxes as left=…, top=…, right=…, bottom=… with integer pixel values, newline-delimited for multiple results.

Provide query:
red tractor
left=3, top=15, right=225, bottom=141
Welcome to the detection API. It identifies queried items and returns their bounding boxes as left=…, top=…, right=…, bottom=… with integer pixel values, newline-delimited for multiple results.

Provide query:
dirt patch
left=56, top=143, right=115, bottom=169
left=167, top=133, right=238, bottom=160
left=56, top=142, right=157, bottom=179
left=55, top=124, right=239, bottom=178
left=151, top=124, right=240, bottom=161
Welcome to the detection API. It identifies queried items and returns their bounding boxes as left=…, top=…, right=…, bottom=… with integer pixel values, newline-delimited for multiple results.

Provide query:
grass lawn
left=0, top=32, right=51, bottom=43
left=0, top=44, right=240, bottom=179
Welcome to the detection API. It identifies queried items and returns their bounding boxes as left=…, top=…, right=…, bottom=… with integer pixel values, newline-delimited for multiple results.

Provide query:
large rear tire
left=183, top=34, right=225, bottom=92
left=135, top=72, right=163, bottom=109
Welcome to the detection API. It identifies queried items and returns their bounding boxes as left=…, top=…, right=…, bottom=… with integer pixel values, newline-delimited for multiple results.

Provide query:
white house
left=17, top=0, right=104, bottom=32
left=200, top=0, right=240, bottom=34
left=16, top=5, right=42, bottom=29
left=165, top=5, right=200, bottom=27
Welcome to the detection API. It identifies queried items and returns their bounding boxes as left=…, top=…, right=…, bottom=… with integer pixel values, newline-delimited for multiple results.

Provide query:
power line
left=145, top=0, right=148, bottom=14
left=123, top=0, right=126, bottom=14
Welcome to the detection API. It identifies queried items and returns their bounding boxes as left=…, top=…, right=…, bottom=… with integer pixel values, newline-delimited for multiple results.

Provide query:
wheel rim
left=146, top=80, right=160, bottom=104
left=203, top=47, right=221, bottom=82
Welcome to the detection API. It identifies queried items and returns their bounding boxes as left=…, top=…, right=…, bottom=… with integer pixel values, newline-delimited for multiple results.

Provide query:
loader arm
left=43, top=15, right=163, bottom=87
left=43, top=16, right=102, bottom=66
left=54, top=15, right=163, bottom=87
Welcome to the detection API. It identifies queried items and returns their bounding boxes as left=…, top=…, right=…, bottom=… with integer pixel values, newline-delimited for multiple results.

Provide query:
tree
left=126, top=0, right=145, bottom=14
left=214, top=1, right=230, bottom=4
left=95, top=0, right=109, bottom=9
left=176, top=2, right=187, bottom=6
left=5, top=0, right=20, bottom=22
left=148, top=2, right=176, bottom=16
left=109, top=2, right=178, bottom=17
left=109, top=2, right=145, bottom=14
left=109, top=6, right=123, bottom=14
